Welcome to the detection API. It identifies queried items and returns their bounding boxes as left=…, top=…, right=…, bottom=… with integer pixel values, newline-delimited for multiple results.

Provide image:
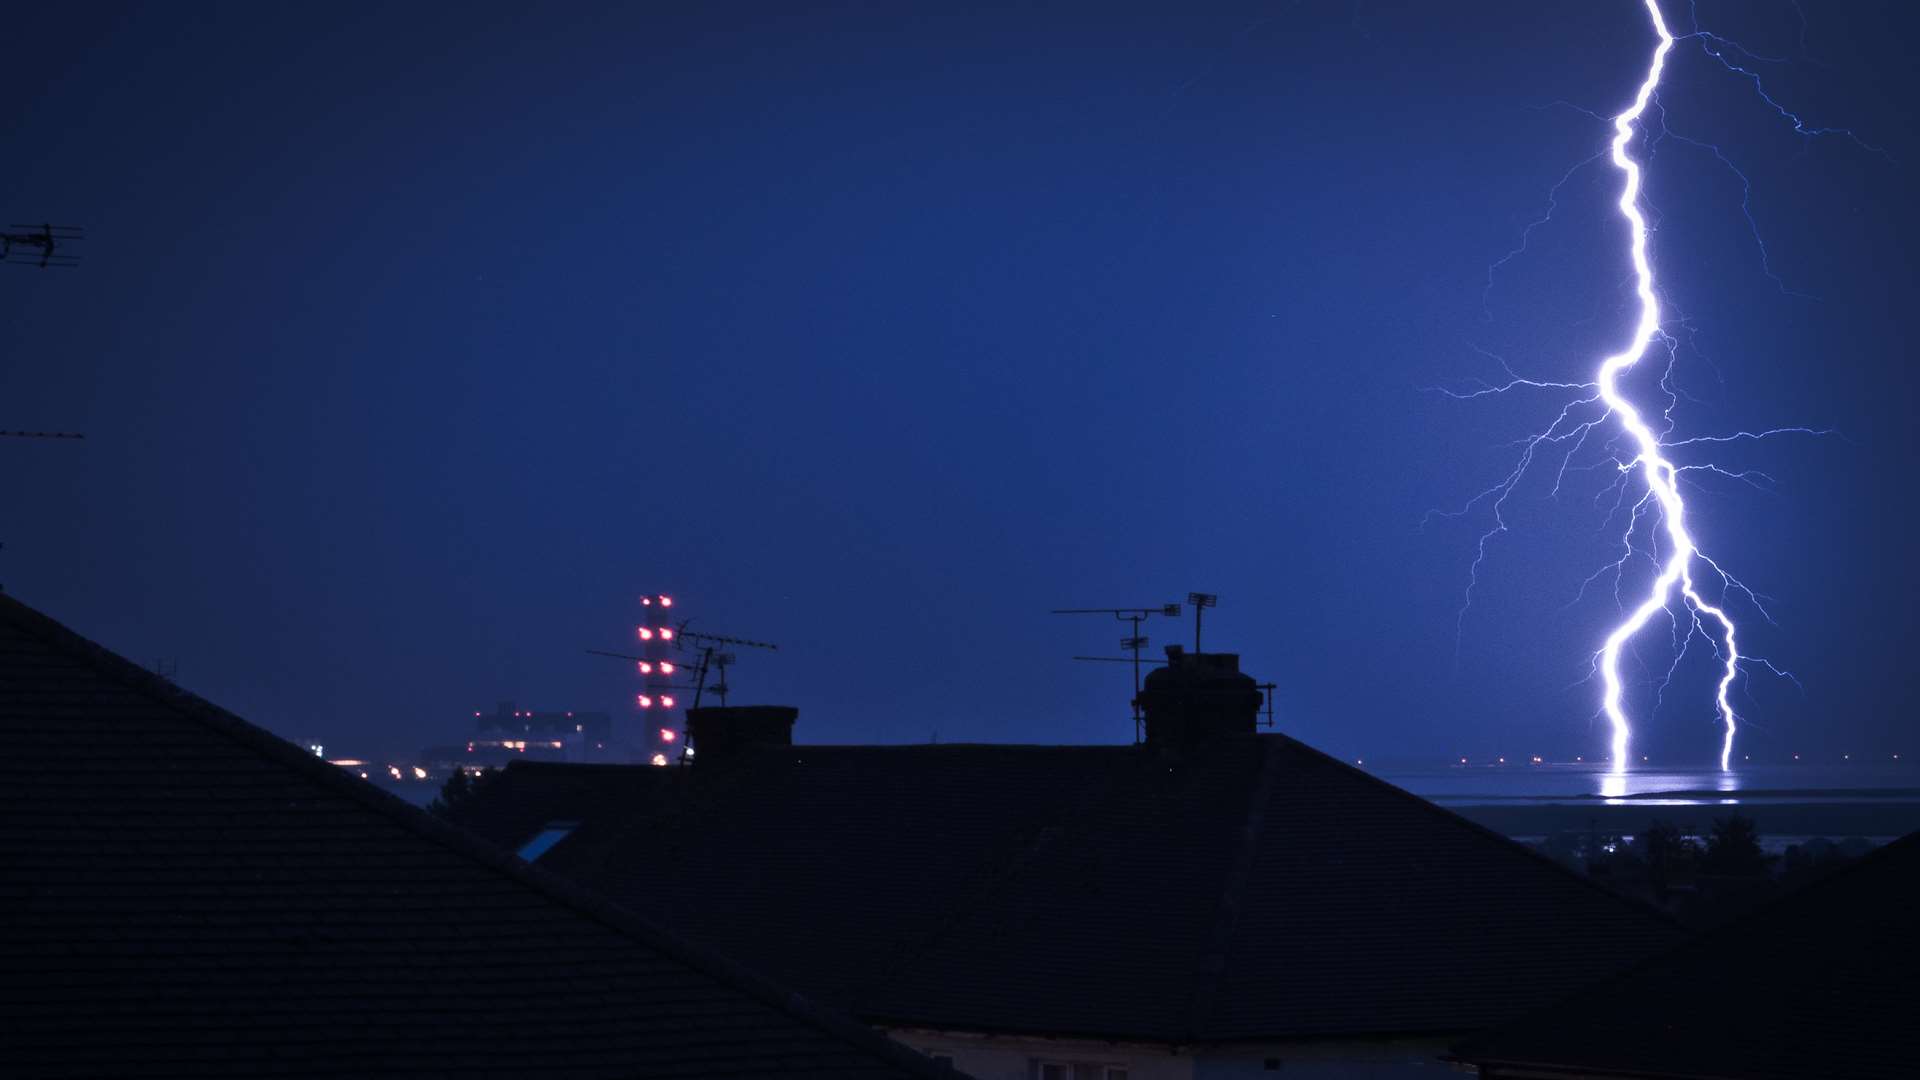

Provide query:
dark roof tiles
left=0, top=594, right=953, bottom=1079
left=457, top=731, right=1686, bottom=1044
left=1454, top=829, right=1920, bottom=1080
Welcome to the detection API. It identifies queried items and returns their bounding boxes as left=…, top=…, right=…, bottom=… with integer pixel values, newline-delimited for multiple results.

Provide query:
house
left=0, top=593, right=959, bottom=1079
left=451, top=647, right=1687, bottom=1078
left=1451, top=828, right=1920, bottom=1080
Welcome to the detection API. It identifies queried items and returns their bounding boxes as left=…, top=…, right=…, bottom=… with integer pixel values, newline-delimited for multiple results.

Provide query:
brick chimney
left=686, top=705, right=797, bottom=763
left=1134, top=646, right=1263, bottom=745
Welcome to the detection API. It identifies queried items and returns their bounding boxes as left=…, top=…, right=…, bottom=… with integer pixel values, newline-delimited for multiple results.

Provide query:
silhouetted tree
left=429, top=768, right=487, bottom=820
left=1702, top=814, right=1768, bottom=877
left=1636, top=820, right=1699, bottom=901
left=1780, top=837, right=1867, bottom=891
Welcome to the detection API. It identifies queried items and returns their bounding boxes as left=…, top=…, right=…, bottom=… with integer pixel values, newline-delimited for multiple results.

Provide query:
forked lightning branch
left=1438, top=0, right=1862, bottom=773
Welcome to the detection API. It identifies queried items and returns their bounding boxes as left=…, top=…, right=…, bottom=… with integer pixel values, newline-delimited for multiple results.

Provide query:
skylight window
left=515, top=821, right=578, bottom=863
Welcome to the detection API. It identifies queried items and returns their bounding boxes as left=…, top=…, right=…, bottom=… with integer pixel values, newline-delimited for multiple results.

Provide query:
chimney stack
left=1134, top=646, right=1263, bottom=746
left=685, top=705, right=797, bottom=763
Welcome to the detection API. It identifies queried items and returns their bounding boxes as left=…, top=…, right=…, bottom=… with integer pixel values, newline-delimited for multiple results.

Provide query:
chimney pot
left=1134, top=651, right=1262, bottom=745
left=686, top=705, right=797, bottom=763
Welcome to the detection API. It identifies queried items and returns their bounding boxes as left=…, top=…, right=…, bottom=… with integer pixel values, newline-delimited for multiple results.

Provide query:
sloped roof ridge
left=0, top=592, right=953, bottom=1080
left=1186, top=735, right=1285, bottom=1039
left=1452, top=827, right=1920, bottom=1069
left=845, top=737, right=1165, bottom=1021
left=1258, top=731, right=1683, bottom=930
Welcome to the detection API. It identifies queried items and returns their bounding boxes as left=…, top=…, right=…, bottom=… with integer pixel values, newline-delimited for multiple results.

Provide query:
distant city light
left=658, top=628, right=674, bottom=641
left=660, top=695, right=675, bottom=708
left=660, top=728, right=677, bottom=743
left=388, top=766, right=402, bottom=779
left=659, top=596, right=673, bottom=607
left=640, top=597, right=652, bottom=606
left=637, top=628, right=654, bottom=641
left=659, top=661, right=675, bottom=674
left=412, top=766, right=428, bottom=780
left=650, top=753, right=669, bottom=767
left=638, top=661, right=653, bottom=674
left=637, top=695, right=653, bottom=708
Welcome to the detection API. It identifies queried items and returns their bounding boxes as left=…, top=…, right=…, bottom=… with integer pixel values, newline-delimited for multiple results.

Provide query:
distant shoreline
left=1449, top=799, right=1920, bottom=841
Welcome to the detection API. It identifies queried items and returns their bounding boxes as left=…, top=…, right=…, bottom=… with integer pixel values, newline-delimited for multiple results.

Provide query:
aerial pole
left=1187, top=592, right=1217, bottom=652
left=1053, top=602, right=1182, bottom=742
left=3, top=229, right=89, bottom=577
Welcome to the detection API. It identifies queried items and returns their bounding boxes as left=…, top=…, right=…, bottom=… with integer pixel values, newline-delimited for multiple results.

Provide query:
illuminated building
left=420, top=701, right=616, bottom=768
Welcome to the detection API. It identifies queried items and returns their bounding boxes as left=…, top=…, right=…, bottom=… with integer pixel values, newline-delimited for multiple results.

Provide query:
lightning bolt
left=1593, top=0, right=1708, bottom=776
left=1435, top=0, right=1865, bottom=776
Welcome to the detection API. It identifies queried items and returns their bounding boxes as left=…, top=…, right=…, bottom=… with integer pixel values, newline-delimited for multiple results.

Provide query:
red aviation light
left=659, top=728, right=677, bottom=743
left=637, top=627, right=654, bottom=641
left=637, top=661, right=653, bottom=674
left=659, top=661, right=675, bottom=674
left=640, top=596, right=652, bottom=606
left=637, top=695, right=654, bottom=709
left=659, top=596, right=673, bottom=608
left=660, top=695, right=676, bottom=708
left=658, top=627, right=674, bottom=641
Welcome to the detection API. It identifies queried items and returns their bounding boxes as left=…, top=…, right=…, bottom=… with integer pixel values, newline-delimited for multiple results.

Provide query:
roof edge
left=1259, top=731, right=1686, bottom=932
left=0, top=591, right=954, bottom=1080
left=1451, top=827, right=1920, bottom=1068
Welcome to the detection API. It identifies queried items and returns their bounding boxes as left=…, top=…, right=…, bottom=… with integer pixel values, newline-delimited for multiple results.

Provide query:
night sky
left=5, top=1, right=1916, bottom=765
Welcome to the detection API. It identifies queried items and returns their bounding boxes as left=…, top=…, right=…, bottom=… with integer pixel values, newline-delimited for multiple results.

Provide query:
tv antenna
left=584, top=591, right=696, bottom=764
left=674, top=628, right=778, bottom=709
left=2, top=224, right=82, bottom=269
left=1053, top=602, right=1182, bottom=742
left=588, top=596, right=780, bottom=765
left=1187, top=592, right=1218, bottom=652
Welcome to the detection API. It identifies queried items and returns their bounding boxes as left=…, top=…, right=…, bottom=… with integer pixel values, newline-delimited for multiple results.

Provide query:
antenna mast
left=587, top=598, right=779, bottom=765
left=1052, top=602, right=1182, bottom=742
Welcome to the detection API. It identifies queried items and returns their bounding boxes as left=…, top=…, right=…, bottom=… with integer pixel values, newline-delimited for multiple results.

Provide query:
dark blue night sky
left=4, top=1, right=1915, bottom=764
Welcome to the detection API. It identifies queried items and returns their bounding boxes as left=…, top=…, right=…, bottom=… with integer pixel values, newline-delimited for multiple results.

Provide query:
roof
left=453, top=730, right=1687, bottom=1045
left=1453, top=828, right=1920, bottom=1080
left=0, top=593, right=957, bottom=1079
